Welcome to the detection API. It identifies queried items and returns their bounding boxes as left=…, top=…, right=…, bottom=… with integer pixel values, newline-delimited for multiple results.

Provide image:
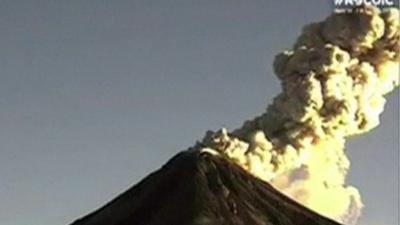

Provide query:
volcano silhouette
left=69, top=150, right=342, bottom=225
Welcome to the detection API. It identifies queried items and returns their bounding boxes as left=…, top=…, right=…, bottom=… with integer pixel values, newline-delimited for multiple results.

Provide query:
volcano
left=68, top=6, right=399, bottom=224
left=69, top=150, right=341, bottom=225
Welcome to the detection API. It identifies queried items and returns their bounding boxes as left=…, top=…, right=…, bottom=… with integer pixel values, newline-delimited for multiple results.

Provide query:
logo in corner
left=333, top=0, right=399, bottom=11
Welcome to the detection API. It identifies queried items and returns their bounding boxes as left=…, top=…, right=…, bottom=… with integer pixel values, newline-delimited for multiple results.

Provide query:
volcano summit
left=70, top=151, right=341, bottom=225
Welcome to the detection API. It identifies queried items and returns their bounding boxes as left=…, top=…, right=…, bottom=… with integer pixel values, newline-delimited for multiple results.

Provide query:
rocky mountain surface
left=70, top=151, right=342, bottom=225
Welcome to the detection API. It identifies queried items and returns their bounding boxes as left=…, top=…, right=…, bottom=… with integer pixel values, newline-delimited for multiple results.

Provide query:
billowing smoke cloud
left=198, top=6, right=399, bottom=225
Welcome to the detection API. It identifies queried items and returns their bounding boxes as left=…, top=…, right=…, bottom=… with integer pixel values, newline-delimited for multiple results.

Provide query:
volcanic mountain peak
left=70, top=151, right=341, bottom=225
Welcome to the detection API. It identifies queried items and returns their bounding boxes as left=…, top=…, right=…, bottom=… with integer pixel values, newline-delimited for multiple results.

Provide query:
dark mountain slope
left=69, top=150, right=342, bottom=225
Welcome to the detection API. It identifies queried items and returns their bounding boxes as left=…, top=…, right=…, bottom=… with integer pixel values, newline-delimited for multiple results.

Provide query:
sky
left=0, top=1, right=398, bottom=225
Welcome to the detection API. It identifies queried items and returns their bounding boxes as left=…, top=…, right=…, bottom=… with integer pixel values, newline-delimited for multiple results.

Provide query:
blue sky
left=0, top=1, right=398, bottom=225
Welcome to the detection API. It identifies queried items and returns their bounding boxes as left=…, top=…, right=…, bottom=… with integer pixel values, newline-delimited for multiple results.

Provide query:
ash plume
left=199, top=6, right=399, bottom=225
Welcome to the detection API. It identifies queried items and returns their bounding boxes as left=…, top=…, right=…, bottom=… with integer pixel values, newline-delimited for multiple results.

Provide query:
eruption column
left=198, top=7, right=399, bottom=224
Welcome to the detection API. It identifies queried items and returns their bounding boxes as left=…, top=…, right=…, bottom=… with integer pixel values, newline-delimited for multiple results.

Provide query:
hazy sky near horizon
left=0, top=1, right=398, bottom=225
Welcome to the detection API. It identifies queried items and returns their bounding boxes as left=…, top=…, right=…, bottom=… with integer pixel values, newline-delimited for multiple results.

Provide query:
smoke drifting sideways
left=197, top=6, right=399, bottom=225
